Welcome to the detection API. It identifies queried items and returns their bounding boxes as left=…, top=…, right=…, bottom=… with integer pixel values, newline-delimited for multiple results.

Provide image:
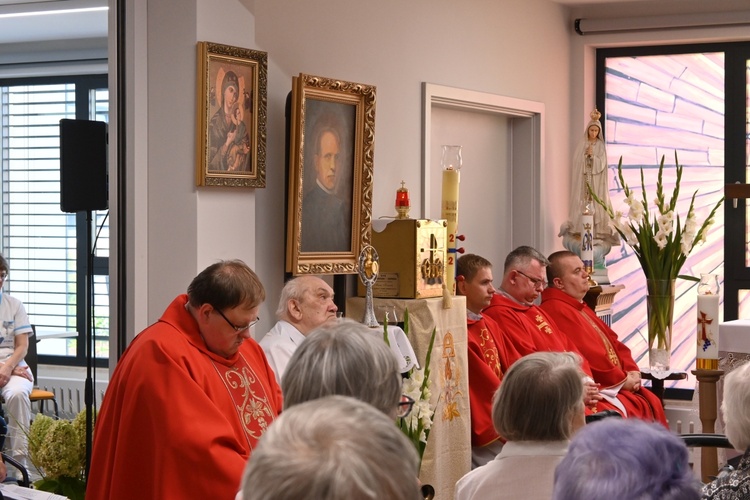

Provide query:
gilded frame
left=196, top=41, right=267, bottom=187
left=285, top=73, right=376, bottom=275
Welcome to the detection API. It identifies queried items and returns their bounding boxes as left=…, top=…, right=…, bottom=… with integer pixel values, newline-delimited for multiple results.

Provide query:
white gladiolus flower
left=411, top=369, right=425, bottom=387
left=627, top=199, right=645, bottom=223
left=620, top=224, right=638, bottom=246
left=657, top=210, right=675, bottom=235
left=685, top=213, right=699, bottom=234
left=681, top=237, right=693, bottom=256
left=654, top=230, right=668, bottom=250
left=624, top=192, right=636, bottom=207
left=403, top=376, right=420, bottom=395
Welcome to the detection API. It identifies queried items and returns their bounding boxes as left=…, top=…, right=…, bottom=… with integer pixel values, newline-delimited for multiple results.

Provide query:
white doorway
left=422, top=83, right=545, bottom=267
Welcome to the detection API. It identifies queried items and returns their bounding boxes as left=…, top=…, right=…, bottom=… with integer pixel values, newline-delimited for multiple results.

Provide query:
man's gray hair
left=275, top=277, right=311, bottom=321
left=282, top=319, right=402, bottom=417
left=723, top=360, right=750, bottom=451
left=493, top=351, right=584, bottom=441
left=503, top=245, right=550, bottom=274
left=241, top=395, right=421, bottom=500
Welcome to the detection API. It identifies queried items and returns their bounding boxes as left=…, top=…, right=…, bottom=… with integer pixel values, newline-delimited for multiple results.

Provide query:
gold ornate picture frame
left=195, top=41, right=267, bottom=187
left=285, top=73, right=376, bottom=275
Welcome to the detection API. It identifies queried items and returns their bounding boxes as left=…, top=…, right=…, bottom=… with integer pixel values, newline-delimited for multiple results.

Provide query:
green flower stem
left=397, top=308, right=437, bottom=466
left=646, top=279, right=675, bottom=351
left=587, top=154, right=724, bottom=283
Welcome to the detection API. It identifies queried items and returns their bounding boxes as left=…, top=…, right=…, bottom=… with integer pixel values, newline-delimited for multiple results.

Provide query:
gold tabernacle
left=357, top=219, right=447, bottom=299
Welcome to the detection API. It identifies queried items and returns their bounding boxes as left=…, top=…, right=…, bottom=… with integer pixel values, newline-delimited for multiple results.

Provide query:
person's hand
left=12, top=365, right=33, bottom=382
left=584, top=379, right=602, bottom=407
left=623, top=371, right=641, bottom=392
left=0, top=363, right=12, bottom=387
left=224, top=128, right=237, bottom=147
left=0, top=458, right=7, bottom=482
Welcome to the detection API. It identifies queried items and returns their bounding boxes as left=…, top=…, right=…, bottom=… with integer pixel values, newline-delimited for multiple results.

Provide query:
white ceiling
left=0, top=0, right=107, bottom=45
left=0, top=0, right=747, bottom=46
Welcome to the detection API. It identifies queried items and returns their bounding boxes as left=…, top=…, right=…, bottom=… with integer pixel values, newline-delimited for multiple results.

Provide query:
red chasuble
left=483, top=293, right=622, bottom=416
left=466, top=314, right=521, bottom=447
left=540, top=287, right=667, bottom=425
left=484, top=294, right=587, bottom=365
left=87, top=295, right=283, bottom=500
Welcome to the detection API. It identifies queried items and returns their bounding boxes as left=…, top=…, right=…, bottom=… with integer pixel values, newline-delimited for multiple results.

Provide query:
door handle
left=725, top=181, right=750, bottom=209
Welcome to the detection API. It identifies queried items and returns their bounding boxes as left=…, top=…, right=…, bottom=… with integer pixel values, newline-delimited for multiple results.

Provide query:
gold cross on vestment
left=534, top=314, right=553, bottom=334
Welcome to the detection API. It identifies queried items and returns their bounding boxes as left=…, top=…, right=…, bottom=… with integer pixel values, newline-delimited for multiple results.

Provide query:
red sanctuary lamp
left=395, top=180, right=411, bottom=219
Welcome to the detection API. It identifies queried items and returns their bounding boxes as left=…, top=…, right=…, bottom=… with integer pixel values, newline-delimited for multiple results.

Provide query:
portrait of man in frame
left=285, top=73, right=375, bottom=276
left=300, top=100, right=356, bottom=253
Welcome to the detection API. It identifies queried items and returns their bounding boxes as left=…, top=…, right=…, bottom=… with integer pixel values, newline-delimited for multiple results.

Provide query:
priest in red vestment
left=482, top=246, right=621, bottom=416
left=541, top=251, right=667, bottom=425
left=87, top=260, right=283, bottom=500
left=456, top=254, right=521, bottom=468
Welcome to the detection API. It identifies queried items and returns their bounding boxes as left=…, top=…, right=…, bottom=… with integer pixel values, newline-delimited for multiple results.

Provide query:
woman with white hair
left=281, top=318, right=404, bottom=417
left=455, top=352, right=586, bottom=500
left=702, top=360, right=750, bottom=499
left=240, top=395, right=422, bottom=500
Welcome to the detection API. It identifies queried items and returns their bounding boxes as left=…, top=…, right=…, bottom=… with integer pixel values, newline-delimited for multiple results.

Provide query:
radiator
left=34, top=385, right=106, bottom=420
left=35, top=372, right=108, bottom=420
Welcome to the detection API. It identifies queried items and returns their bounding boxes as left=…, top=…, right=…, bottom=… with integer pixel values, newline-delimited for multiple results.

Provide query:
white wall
left=251, top=0, right=572, bottom=328
left=120, top=0, right=750, bottom=353
left=121, top=0, right=260, bottom=348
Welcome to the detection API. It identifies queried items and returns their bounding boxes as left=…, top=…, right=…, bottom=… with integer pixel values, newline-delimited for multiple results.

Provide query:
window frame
left=0, top=73, right=109, bottom=368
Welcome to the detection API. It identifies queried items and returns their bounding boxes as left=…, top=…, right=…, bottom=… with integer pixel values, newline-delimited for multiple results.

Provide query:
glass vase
left=646, top=279, right=675, bottom=371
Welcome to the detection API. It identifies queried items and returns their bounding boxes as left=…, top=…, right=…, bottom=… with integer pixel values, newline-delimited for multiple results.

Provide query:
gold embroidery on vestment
left=534, top=314, right=553, bottom=334
left=441, top=331, right=462, bottom=421
left=212, top=353, right=274, bottom=449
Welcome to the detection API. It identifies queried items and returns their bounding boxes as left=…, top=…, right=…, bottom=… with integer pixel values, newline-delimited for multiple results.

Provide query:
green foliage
left=588, top=153, right=724, bottom=281
left=391, top=308, right=437, bottom=465
left=29, top=409, right=94, bottom=499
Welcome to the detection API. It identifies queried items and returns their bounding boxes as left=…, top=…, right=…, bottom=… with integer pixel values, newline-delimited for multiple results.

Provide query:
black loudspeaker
left=60, top=119, right=108, bottom=213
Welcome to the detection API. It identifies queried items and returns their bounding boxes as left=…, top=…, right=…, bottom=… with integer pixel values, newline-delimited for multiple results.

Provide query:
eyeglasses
left=215, top=308, right=260, bottom=332
left=516, top=270, right=547, bottom=289
left=397, top=394, right=415, bottom=419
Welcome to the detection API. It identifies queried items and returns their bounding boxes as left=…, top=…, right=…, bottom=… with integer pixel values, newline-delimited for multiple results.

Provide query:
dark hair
left=552, top=419, right=701, bottom=500
left=0, top=254, right=8, bottom=273
left=503, top=245, right=549, bottom=274
left=546, top=250, right=578, bottom=284
left=456, top=254, right=492, bottom=282
left=187, top=260, right=265, bottom=310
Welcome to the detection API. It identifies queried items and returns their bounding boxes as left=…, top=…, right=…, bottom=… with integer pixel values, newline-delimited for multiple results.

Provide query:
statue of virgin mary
left=560, top=108, right=619, bottom=281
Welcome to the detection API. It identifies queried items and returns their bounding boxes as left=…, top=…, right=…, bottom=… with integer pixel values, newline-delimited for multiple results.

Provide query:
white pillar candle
left=696, top=293, right=720, bottom=368
left=441, top=168, right=460, bottom=295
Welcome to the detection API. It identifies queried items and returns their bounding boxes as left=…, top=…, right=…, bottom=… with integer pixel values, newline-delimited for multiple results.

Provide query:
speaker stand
left=84, top=209, right=95, bottom=478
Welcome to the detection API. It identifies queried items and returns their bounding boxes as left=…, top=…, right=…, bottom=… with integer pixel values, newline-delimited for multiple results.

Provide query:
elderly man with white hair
left=702, top=360, right=750, bottom=499
left=259, top=276, right=337, bottom=384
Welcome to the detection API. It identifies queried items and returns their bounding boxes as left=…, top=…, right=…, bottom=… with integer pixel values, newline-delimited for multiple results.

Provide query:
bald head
left=277, top=276, right=338, bottom=335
